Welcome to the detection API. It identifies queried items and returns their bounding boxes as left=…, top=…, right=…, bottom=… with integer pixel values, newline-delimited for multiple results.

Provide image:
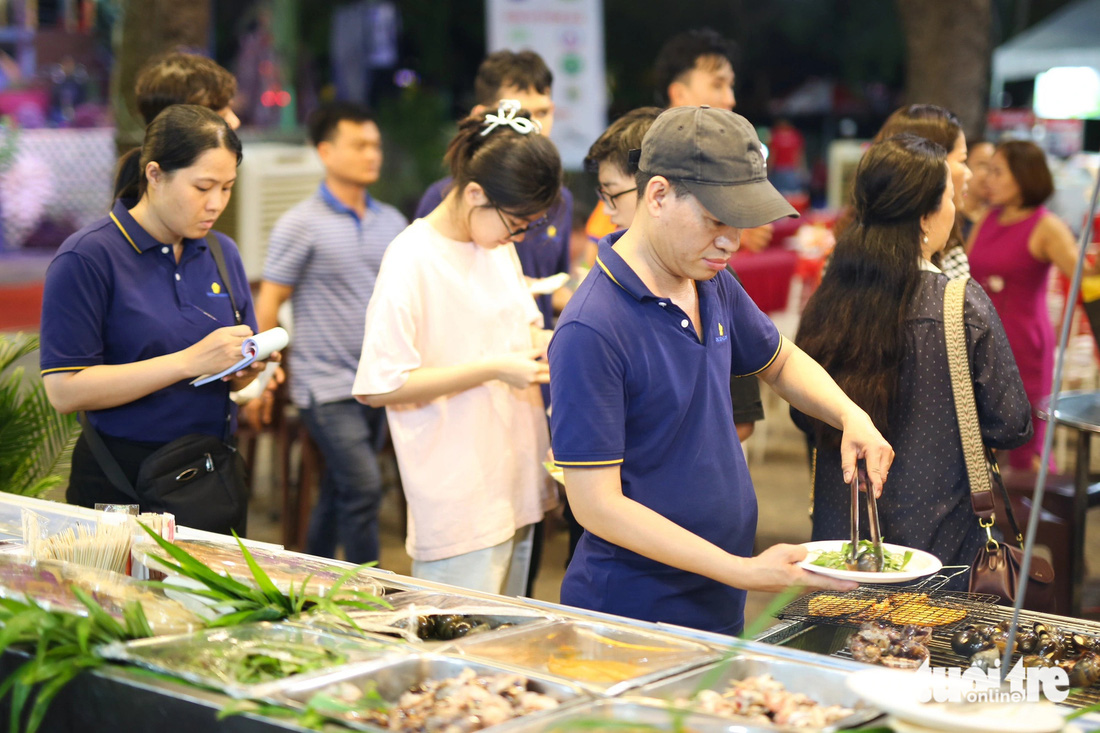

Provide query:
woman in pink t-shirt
left=967, top=140, right=1091, bottom=469
left=353, top=102, right=562, bottom=594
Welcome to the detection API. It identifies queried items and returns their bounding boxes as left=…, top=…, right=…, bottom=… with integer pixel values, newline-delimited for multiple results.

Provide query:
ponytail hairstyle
left=796, top=134, right=948, bottom=448
left=873, top=103, right=962, bottom=151
left=873, top=104, right=965, bottom=261
left=113, top=104, right=243, bottom=201
left=444, top=101, right=561, bottom=217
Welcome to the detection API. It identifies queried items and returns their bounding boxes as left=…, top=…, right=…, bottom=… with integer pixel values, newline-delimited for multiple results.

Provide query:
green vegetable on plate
left=810, top=541, right=913, bottom=572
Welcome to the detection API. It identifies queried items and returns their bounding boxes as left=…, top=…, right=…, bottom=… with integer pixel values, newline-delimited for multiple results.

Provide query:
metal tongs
left=846, top=465, right=885, bottom=572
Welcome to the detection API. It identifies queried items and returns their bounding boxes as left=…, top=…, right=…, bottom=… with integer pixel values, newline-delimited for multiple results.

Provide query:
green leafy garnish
left=809, top=541, right=913, bottom=572
left=217, top=699, right=328, bottom=729
left=0, top=587, right=154, bottom=733
left=137, top=524, right=391, bottom=626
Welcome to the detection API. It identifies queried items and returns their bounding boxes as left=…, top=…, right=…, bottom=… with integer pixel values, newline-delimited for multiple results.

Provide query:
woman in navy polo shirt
left=40, top=105, right=263, bottom=516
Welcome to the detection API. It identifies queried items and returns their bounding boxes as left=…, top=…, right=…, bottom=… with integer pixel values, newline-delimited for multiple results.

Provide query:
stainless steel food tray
left=636, top=653, right=883, bottom=730
left=449, top=619, right=718, bottom=696
left=256, top=653, right=591, bottom=732
left=384, top=590, right=550, bottom=612
left=300, top=601, right=554, bottom=648
left=505, top=697, right=776, bottom=733
left=371, top=589, right=557, bottom=644
left=97, top=621, right=407, bottom=699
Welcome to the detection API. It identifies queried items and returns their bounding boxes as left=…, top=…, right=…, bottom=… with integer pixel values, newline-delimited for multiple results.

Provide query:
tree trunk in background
left=896, top=0, right=992, bottom=141
left=111, top=0, right=212, bottom=155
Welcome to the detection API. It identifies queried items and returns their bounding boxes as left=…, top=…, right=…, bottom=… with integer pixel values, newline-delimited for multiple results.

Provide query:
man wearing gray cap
left=548, top=106, right=894, bottom=635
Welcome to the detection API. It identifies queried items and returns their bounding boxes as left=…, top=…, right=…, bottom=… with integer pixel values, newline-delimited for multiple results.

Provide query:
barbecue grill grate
left=777, top=575, right=1000, bottom=634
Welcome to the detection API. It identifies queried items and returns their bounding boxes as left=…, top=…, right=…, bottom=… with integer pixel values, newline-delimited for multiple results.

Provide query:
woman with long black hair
left=794, top=134, right=1032, bottom=577
left=872, top=104, right=973, bottom=279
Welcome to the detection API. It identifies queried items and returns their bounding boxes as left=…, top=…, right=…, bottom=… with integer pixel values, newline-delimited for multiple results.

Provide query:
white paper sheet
left=191, top=327, right=289, bottom=387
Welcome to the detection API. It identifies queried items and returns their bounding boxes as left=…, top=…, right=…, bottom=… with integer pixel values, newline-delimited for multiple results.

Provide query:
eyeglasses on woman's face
left=490, top=203, right=549, bottom=240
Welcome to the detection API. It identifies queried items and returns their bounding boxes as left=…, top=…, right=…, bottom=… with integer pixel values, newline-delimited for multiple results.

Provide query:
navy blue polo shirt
left=415, top=177, right=573, bottom=329
left=548, top=232, right=781, bottom=636
left=39, top=199, right=258, bottom=443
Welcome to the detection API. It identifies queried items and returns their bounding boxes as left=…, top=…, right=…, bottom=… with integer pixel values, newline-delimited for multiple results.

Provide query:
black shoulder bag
left=80, top=235, right=248, bottom=535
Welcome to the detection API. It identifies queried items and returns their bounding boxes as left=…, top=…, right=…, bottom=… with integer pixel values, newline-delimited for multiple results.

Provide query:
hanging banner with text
left=486, top=0, right=607, bottom=171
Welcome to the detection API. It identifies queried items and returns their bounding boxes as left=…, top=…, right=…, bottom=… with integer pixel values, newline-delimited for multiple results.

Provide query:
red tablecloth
left=0, top=282, right=43, bottom=330
left=729, top=248, right=798, bottom=314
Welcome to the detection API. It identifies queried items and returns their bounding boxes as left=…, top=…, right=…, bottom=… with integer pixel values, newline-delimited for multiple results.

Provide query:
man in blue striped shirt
left=256, top=102, right=407, bottom=563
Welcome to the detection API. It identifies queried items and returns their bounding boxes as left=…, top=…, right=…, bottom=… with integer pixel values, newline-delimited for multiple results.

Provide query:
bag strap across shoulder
left=206, top=234, right=242, bottom=326
left=944, top=277, right=997, bottom=518
left=944, top=276, right=1027, bottom=546
left=206, top=233, right=242, bottom=444
left=78, top=412, right=140, bottom=502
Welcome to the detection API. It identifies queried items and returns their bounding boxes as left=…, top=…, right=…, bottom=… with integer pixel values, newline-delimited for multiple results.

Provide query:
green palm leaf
left=137, top=524, right=261, bottom=600
left=0, top=334, right=80, bottom=497
left=232, top=531, right=289, bottom=609
left=0, top=332, right=38, bottom=374
left=5, top=386, right=78, bottom=496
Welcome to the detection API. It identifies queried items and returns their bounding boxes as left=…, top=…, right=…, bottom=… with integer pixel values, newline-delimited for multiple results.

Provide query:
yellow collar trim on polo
left=595, top=256, right=625, bottom=291
left=109, top=212, right=141, bottom=254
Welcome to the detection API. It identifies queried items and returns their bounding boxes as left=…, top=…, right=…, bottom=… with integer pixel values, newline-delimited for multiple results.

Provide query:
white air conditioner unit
left=826, top=139, right=868, bottom=211
left=227, top=143, right=324, bottom=279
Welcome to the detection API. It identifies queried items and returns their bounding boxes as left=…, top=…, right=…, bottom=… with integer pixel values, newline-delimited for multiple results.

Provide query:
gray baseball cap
left=638, top=106, right=798, bottom=228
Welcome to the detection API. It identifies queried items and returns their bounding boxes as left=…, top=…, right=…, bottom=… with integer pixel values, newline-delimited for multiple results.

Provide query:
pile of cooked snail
left=952, top=621, right=1100, bottom=687
left=848, top=621, right=932, bottom=669
left=407, top=613, right=515, bottom=641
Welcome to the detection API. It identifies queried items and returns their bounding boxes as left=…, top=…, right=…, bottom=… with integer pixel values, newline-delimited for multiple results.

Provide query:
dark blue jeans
left=298, top=398, right=385, bottom=564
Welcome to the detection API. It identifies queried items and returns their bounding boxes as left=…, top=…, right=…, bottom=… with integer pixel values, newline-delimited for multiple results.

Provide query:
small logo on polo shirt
left=715, top=322, right=729, bottom=343
left=207, top=281, right=228, bottom=298
left=547, top=225, right=558, bottom=238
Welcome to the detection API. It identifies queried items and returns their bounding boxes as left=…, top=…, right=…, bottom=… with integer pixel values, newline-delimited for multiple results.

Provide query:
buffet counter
left=2, top=494, right=1099, bottom=733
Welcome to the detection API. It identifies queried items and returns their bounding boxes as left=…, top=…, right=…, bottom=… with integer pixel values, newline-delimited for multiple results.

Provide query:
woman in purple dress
left=967, top=141, right=1090, bottom=470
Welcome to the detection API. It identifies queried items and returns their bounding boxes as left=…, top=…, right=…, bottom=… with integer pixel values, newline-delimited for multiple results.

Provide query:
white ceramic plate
left=543, top=461, right=565, bottom=485
left=847, top=668, right=1068, bottom=733
left=799, top=540, right=943, bottom=583
left=529, top=272, right=571, bottom=295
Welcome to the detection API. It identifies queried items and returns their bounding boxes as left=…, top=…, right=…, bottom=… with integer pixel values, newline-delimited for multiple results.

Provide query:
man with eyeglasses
left=416, top=50, right=573, bottom=331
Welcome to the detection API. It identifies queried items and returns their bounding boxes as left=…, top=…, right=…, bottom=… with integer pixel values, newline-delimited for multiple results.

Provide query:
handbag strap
left=78, top=412, right=141, bottom=502
left=944, top=277, right=997, bottom=519
left=206, top=233, right=242, bottom=443
left=987, top=449, right=1026, bottom=546
left=206, top=234, right=242, bottom=326
left=944, top=277, right=1028, bottom=547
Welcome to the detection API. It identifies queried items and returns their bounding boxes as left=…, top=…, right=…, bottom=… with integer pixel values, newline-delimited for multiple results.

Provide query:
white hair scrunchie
left=480, top=99, right=542, bottom=137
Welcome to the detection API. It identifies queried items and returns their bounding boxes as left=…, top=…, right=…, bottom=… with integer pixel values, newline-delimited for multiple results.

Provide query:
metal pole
left=1001, top=164, right=1100, bottom=679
